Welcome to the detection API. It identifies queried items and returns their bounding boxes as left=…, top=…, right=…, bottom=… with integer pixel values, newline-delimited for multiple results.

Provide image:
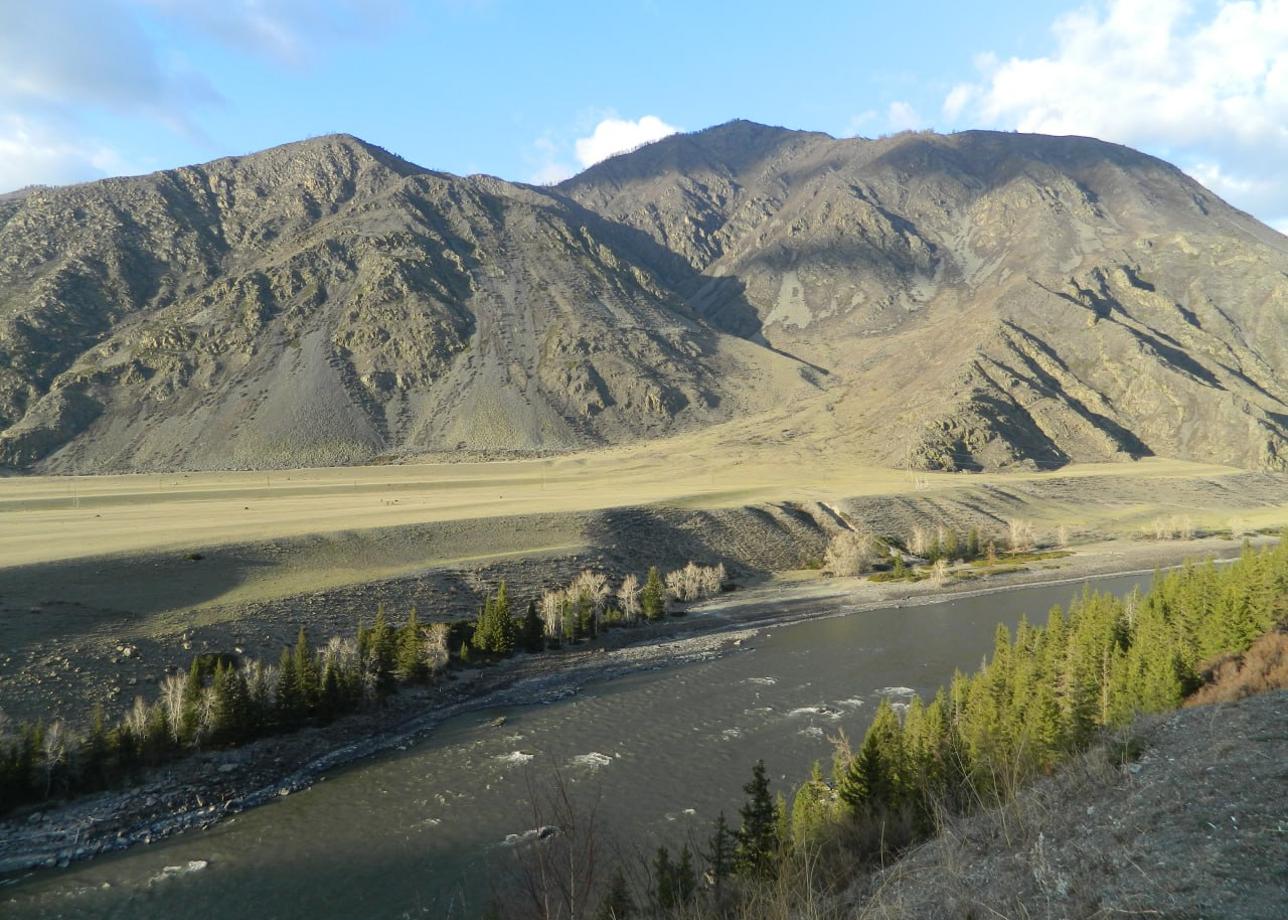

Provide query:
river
left=2, top=572, right=1152, bottom=919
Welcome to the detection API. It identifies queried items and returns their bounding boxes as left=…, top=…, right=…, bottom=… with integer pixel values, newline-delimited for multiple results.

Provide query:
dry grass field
left=3, top=418, right=1287, bottom=727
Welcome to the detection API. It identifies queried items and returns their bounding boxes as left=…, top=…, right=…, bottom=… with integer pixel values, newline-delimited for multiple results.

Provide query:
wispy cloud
left=944, top=0, right=1288, bottom=224
left=0, top=0, right=403, bottom=191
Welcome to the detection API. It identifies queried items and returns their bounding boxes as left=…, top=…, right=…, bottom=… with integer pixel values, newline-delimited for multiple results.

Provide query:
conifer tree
left=653, top=847, right=675, bottom=910
left=675, top=845, right=697, bottom=906
left=292, top=626, right=320, bottom=713
left=705, top=810, right=735, bottom=905
left=790, top=761, right=834, bottom=848
left=839, top=697, right=906, bottom=818
left=276, top=647, right=300, bottom=722
left=370, top=607, right=397, bottom=700
left=396, top=608, right=427, bottom=682
left=521, top=599, right=544, bottom=652
left=641, top=566, right=666, bottom=621
left=179, top=659, right=203, bottom=745
left=595, top=868, right=635, bottom=920
left=734, top=759, right=779, bottom=879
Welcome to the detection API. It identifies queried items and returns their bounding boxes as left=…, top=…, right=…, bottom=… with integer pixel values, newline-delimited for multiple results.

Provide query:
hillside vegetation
left=498, top=537, right=1288, bottom=919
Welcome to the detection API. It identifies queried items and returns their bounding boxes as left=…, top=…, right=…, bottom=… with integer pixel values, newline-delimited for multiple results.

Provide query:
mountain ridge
left=1, top=121, right=1285, bottom=472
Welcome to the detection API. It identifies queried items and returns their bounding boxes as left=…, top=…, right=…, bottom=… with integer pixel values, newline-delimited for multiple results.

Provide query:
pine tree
left=705, top=810, right=735, bottom=905
left=838, top=698, right=906, bottom=818
left=521, top=599, right=544, bottom=652
left=292, top=627, right=320, bottom=713
left=595, top=867, right=634, bottom=920
left=675, top=845, right=697, bottom=906
left=396, top=608, right=427, bottom=682
left=370, top=607, right=397, bottom=700
left=319, top=663, right=342, bottom=723
left=211, top=662, right=250, bottom=744
left=734, top=759, right=779, bottom=879
left=80, top=704, right=111, bottom=790
left=471, top=583, right=517, bottom=655
left=653, top=847, right=675, bottom=910
left=641, top=566, right=666, bottom=621
left=790, top=761, right=834, bottom=848
left=179, top=659, right=203, bottom=745
left=276, top=647, right=300, bottom=722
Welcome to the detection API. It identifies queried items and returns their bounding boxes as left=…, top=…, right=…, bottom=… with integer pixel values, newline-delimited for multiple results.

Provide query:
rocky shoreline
left=0, top=536, right=1262, bottom=881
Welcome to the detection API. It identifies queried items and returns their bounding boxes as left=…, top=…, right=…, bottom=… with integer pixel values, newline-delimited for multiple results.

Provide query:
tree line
left=0, top=561, right=729, bottom=816
left=555, top=535, right=1288, bottom=919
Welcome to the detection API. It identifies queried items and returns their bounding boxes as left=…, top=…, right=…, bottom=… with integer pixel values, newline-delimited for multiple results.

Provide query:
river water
left=3, top=573, right=1152, bottom=919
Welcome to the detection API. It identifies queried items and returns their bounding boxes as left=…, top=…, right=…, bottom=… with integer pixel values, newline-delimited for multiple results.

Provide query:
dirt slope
left=854, top=689, right=1288, bottom=919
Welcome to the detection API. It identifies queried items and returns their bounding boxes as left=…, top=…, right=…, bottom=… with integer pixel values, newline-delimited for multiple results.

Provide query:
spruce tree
left=292, top=626, right=320, bottom=714
left=734, top=759, right=779, bottom=880
left=705, top=810, right=735, bottom=907
left=521, top=599, right=544, bottom=653
left=653, top=847, right=675, bottom=910
left=370, top=607, right=397, bottom=700
left=276, top=647, right=299, bottom=723
left=595, top=867, right=634, bottom=920
left=396, top=607, right=427, bottom=682
left=642, top=566, right=666, bottom=621
left=674, top=845, right=697, bottom=906
left=790, top=761, right=834, bottom=848
left=179, top=659, right=203, bottom=745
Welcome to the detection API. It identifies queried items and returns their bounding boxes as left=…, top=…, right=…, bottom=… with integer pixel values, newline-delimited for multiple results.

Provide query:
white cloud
left=0, top=114, right=136, bottom=191
left=0, top=2, right=220, bottom=130
left=886, top=101, right=925, bottom=132
left=523, top=133, right=575, bottom=185
left=1271, top=217, right=1288, bottom=235
left=573, top=115, right=678, bottom=169
left=944, top=0, right=1288, bottom=225
left=0, top=0, right=403, bottom=191
left=843, top=109, right=878, bottom=137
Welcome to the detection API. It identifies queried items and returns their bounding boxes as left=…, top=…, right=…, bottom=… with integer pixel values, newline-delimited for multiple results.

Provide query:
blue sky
left=2, top=1, right=1286, bottom=229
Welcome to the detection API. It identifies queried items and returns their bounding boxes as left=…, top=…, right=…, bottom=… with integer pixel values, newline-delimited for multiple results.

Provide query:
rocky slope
left=2, top=122, right=1287, bottom=472
left=0, top=134, right=810, bottom=470
left=562, top=121, right=1288, bottom=471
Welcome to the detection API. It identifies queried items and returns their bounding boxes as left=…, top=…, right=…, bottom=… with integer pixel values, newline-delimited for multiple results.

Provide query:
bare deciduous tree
left=424, top=623, right=451, bottom=672
left=824, top=530, right=878, bottom=576
left=1008, top=518, right=1035, bottom=552
left=570, top=570, right=611, bottom=615
left=616, top=574, right=641, bottom=623
left=159, top=673, right=187, bottom=743
left=540, top=588, right=568, bottom=639
left=909, top=525, right=931, bottom=557
left=42, top=720, right=68, bottom=794
left=663, top=562, right=727, bottom=602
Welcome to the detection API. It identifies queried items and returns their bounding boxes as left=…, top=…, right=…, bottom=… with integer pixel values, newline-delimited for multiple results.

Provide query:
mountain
left=0, top=134, right=809, bottom=470
left=1, top=122, right=1286, bottom=472
left=561, top=120, right=1288, bottom=471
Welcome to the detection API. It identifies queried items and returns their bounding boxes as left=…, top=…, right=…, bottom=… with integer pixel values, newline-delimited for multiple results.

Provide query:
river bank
left=0, top=534, right=1268, bottom=880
